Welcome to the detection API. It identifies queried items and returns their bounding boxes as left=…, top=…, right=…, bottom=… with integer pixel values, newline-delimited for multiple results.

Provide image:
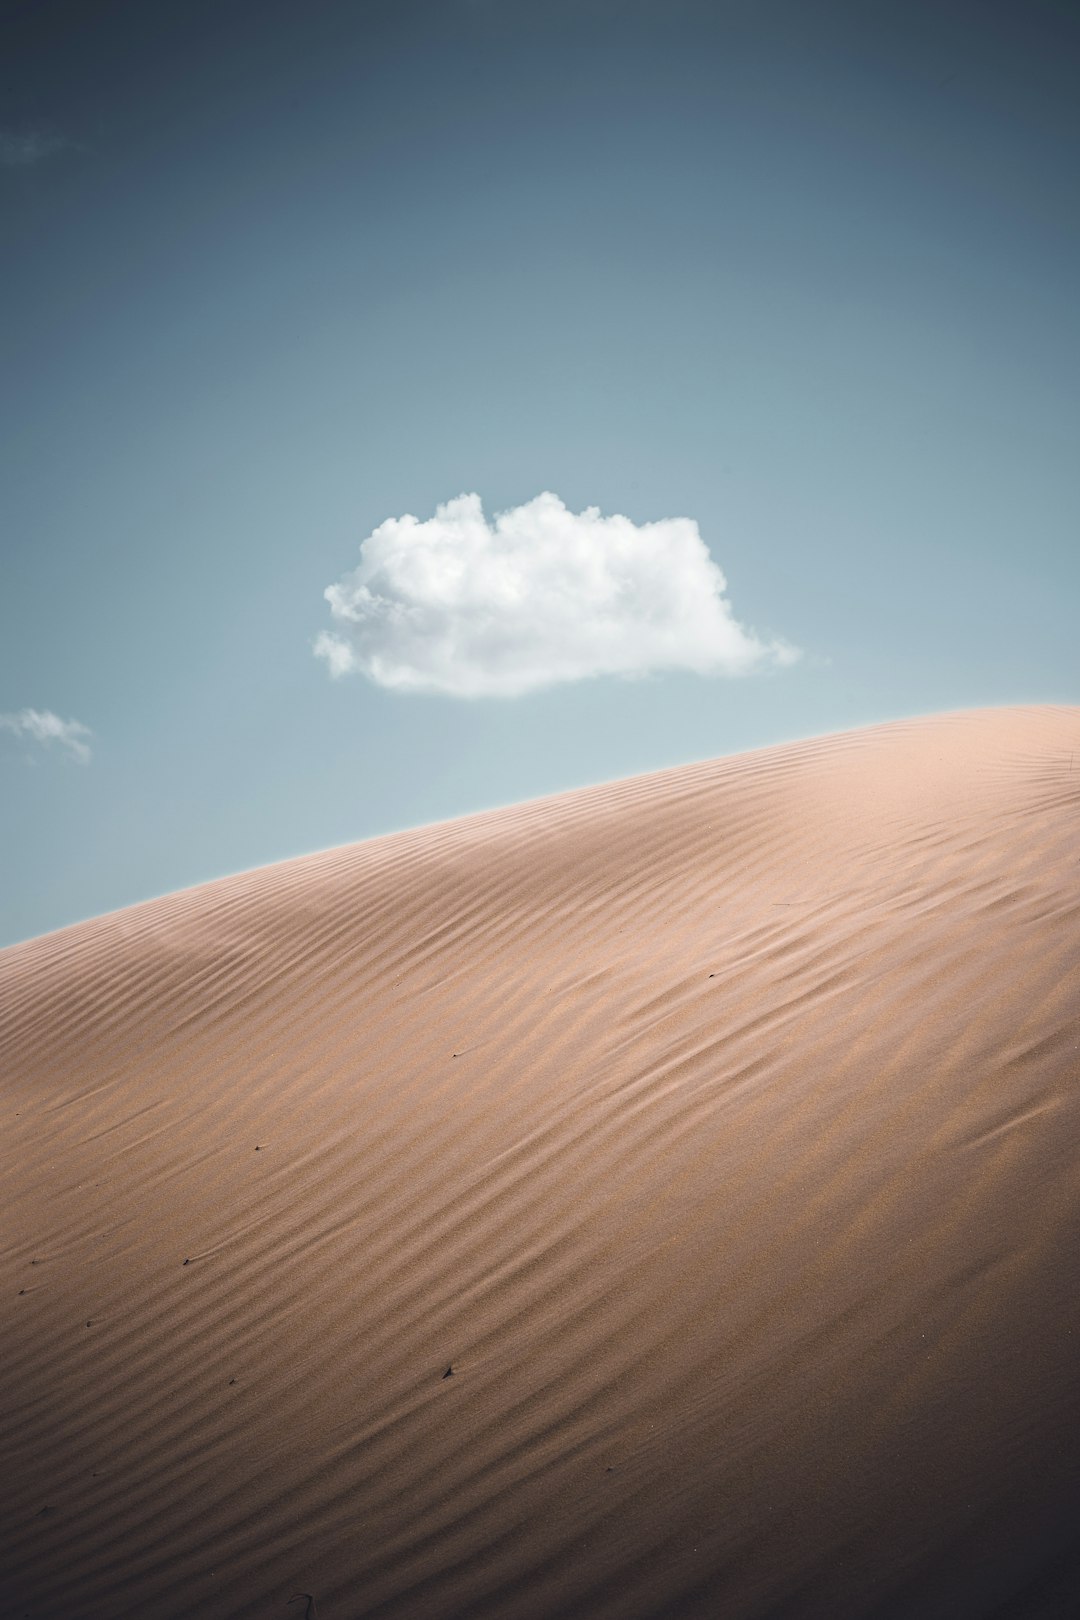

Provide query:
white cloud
left=0, top=708, right=92, bottom=762
left=0, top=129, right=67, bottom=169
left=316, top=491, right=797, bottom=698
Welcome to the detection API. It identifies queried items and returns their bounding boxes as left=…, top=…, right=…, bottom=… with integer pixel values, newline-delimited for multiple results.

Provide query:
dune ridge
left=3, top=705, right=1079, bottom=1619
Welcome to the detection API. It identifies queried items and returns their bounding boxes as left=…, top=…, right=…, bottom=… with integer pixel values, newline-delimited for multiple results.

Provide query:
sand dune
left=3, top=705, right=1080, bottom=1619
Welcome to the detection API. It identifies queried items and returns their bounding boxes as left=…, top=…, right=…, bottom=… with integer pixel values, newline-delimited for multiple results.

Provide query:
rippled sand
left=4, top=705, right=1079, bottom=1619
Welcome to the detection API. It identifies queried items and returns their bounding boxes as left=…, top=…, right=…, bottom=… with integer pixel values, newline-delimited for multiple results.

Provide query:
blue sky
left=2, top=0, right=1078, bottom=947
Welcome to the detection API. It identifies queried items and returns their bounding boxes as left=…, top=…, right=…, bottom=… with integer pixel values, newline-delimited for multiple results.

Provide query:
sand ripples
left=3, top=706, right=1080, bottom=1618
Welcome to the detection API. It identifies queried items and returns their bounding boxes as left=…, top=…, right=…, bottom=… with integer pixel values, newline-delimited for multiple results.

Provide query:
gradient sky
left=2, top=0, right=1078, bottom=948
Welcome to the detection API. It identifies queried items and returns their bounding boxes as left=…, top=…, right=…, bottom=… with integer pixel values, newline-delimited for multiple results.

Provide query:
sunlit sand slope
left=3, top=706, right=1080, bottom=1620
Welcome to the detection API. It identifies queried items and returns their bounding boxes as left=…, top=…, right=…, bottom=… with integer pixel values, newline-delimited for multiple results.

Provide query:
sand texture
left=3, top=705, right=1080, bottom=1619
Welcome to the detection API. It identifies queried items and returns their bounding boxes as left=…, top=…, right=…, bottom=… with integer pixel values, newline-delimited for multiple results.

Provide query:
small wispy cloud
left=0, top=128, right=68, bottom=169
left=0, top=708, right=92, bottom=762
left=316, top=491, right=798, bottom=698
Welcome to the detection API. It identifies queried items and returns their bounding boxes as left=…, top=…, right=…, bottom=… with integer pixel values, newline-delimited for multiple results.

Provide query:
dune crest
left=3, top=705, right=1080, bottom=1619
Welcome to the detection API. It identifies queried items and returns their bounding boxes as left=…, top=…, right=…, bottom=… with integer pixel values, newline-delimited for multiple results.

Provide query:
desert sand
left=3, top=705, right=1079, bottom=1619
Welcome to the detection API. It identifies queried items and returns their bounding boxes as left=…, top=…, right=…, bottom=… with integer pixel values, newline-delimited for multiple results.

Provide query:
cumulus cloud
left=0, top=708, right=92, bottom=762
left=0, top=129, right=67, bottom=169
left=316, top=491, right=797, bottom=698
